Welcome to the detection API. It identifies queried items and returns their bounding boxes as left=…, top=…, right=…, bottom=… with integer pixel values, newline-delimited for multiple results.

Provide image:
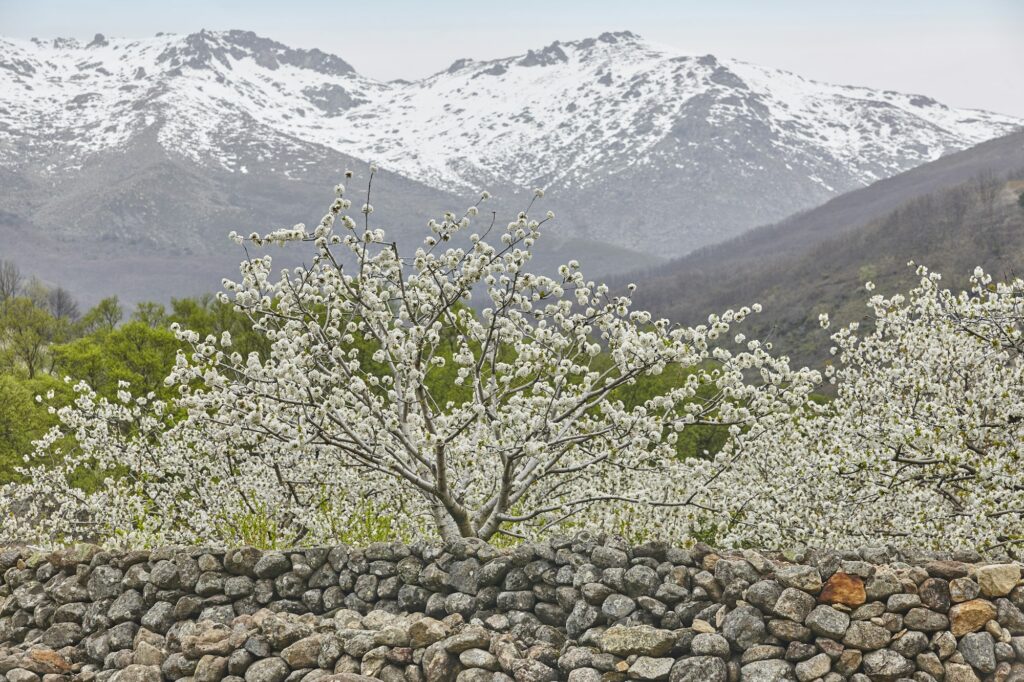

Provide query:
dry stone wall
left=1, top=536, right=1023, bottom=681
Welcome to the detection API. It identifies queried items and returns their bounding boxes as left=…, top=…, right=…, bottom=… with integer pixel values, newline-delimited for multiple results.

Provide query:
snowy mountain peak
left=0, top=29, right=1020, bottom=259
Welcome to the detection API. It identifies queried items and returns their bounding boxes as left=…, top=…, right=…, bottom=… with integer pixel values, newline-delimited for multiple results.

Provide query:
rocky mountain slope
left=0, top=29, right=1020, bottom=303
left=630, top=130, right=1024, bottom=368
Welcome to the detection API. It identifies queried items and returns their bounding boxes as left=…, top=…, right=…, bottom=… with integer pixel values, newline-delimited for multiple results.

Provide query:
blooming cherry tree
left=0, top=174, right=817, bottom=547
left=702, top=266, right=1024, bottom=553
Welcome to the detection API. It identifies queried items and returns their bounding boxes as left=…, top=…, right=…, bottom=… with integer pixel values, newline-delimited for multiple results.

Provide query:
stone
left=903, top=608, right=949, bottom=632
left=254, top=553, right=291, bottom=579
left=889, top=630, right=928, bottom=658
left=950, top=578, right=981, bottom=603
left=194, top=655, right=229, bottom=682
left=774, top=589, right=817, bottom=623
left=919, top=578, right=952, bottom=611
left=441, top=625, right=490, bottom=653
left=835, top=649, right=862, bottom=677
left=864, top=570, right=902, bottom=601
left=282, top=635, right=323, bottom=669
left=944, top=662, right=981, bottom=682
left=692, top=632, right=732, bottom=657
left=111, top=665, right=162, bottom=682
left=950, top=599, right=998, bottom=637
left=509, top=658, right=558, bottom=681
left=976, top=564, right=1021, bottom=598
left=7, top=670, right=41, bottom=682
left=629, top=656, right=674, bottom=681
left=133, top=641, right=166, bottom=667
left=458, top=648, right=497, bottom=671
left=601, top=593, right=636, bottom=620
left=108, top=589, right=146, bottom=622
left=408, top=618, right=448, bottom=648
left=87, top=566, right=124, bottom=600
left=597, top=625, right=675, bottom=657
left=997, top=597, right=1024, bottom=634
left=861, top=649, right=913, bottom=679
left=818, top=572, right=866, bottom=607
left=737, top=659, right=797, bottom=681
left=794, top=653, right=830, bottom=681
left=244, top=657, right=290, bottom=682
left=40, top=622, right=84, bottom=648
left=805, top=606, right=850, bottom=640
left=776, top=566, right=822, bottom=593
left=925, top=560, right=970, bottom=580
left=566, top=670, right=602, bottom=682
left=842, top=621, right=891, bottom=650
left=958, top=632, right=996, bottom=673
left=745, top=581, right=785, bottom=614
left=885, top=593, right=921, bottom=612
left=668, top=656, right=727, bottom=682
left=722, top=605, right=766, bottom=650
left=591, top=547, right=629, bottom=569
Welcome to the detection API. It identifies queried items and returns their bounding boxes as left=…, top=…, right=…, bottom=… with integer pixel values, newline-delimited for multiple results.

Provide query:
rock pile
left=1, top=538, right=1023, bottom=680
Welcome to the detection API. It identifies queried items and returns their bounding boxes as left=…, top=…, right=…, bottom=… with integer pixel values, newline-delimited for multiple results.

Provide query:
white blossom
left=0, top=183, right=818, bottom=548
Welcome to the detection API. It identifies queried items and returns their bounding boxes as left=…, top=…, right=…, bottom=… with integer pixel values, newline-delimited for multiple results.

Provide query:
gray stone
left=244, top=657, right=290, bottom=682
left=773, top=589, right=816, bottom=623
left=903, top=608, right=949, bottom=632
left=842, top=621, right=891, bottom=650
left=254, top=553, right=291, bottom=579
left=624, top=565, right=661, bottom=598
left=669, top=656, right=727, bottom=682
left=745, top=581, right=784, bottom=615
left=738, top=659, right=797, bottom=681
left=591, top=547, right=629, bottom=569
left=40, top=621, right=84, bottom=648
left=111, top=664, right=162, bottom=682
left=722, top=605, right=767, bottom=650
left=87, top=566, right=124, bottom=600
left=861, top=649, right=913, bottom=679
left=804, top=606, right=850, bottom=640
left=691, top=633, right=731, bottom=657
left=566, top=601, right=601, bottom=639
left=794, top=653, right=830, bottom=682
left=775, top=566, right=822, bottom=593
left=597, top=624, right=675, bottom=657
left=958, top=632, right=996, bottom=673
left=630, top=656, right=674, bottom=681
left=889, top=630, right=928, bottom=658
left=601, top=593, right=636, bottom=620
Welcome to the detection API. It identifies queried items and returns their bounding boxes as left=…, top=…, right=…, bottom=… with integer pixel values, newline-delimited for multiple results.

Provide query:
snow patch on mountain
left=0, top=29, right=1020, bottom=255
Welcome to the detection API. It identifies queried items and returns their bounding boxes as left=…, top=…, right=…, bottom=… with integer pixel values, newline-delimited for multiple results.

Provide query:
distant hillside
left=631, top=132, right=1024, bottom=368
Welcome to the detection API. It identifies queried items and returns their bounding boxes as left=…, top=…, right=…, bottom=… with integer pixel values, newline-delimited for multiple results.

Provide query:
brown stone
left=819, top=572, right=866, bottom=607
left=24, top=650, right=72, bottom=675
left=949, top=599, right=997, bottom=637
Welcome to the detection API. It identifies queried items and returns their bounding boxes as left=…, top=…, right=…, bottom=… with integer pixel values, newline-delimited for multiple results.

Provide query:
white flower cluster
left=0, top=179, right=819, bottom=547
left=698, top=266, right=1024, bottom=553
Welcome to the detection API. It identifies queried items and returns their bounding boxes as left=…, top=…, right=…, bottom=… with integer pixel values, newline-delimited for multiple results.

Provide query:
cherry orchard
left=0, top=174, right=818, bottom=547
left=700, top=266, right=1024, bottom=554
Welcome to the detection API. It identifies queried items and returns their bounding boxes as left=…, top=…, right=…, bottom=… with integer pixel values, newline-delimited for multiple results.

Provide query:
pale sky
left=2, top=0, right=1022, bottom=116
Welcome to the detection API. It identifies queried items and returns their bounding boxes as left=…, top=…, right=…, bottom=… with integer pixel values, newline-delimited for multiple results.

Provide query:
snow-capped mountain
left=0, top=29, right=1020, bottom=300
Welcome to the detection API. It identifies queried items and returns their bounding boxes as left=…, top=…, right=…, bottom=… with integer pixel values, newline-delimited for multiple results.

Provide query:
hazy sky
left=3, top=0, right=1022, bottom=116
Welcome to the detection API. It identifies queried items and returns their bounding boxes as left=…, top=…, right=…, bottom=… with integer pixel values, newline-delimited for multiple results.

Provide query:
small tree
left=0, top=175, right=817, bottom=547
left=0, top=260, right=22, bottom=303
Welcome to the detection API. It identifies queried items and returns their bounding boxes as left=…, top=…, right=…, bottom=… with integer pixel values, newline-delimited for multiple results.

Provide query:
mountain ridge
left=1, top=29, right=1019, bottom=257
left=1, top=29, right=1021, bottom=306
